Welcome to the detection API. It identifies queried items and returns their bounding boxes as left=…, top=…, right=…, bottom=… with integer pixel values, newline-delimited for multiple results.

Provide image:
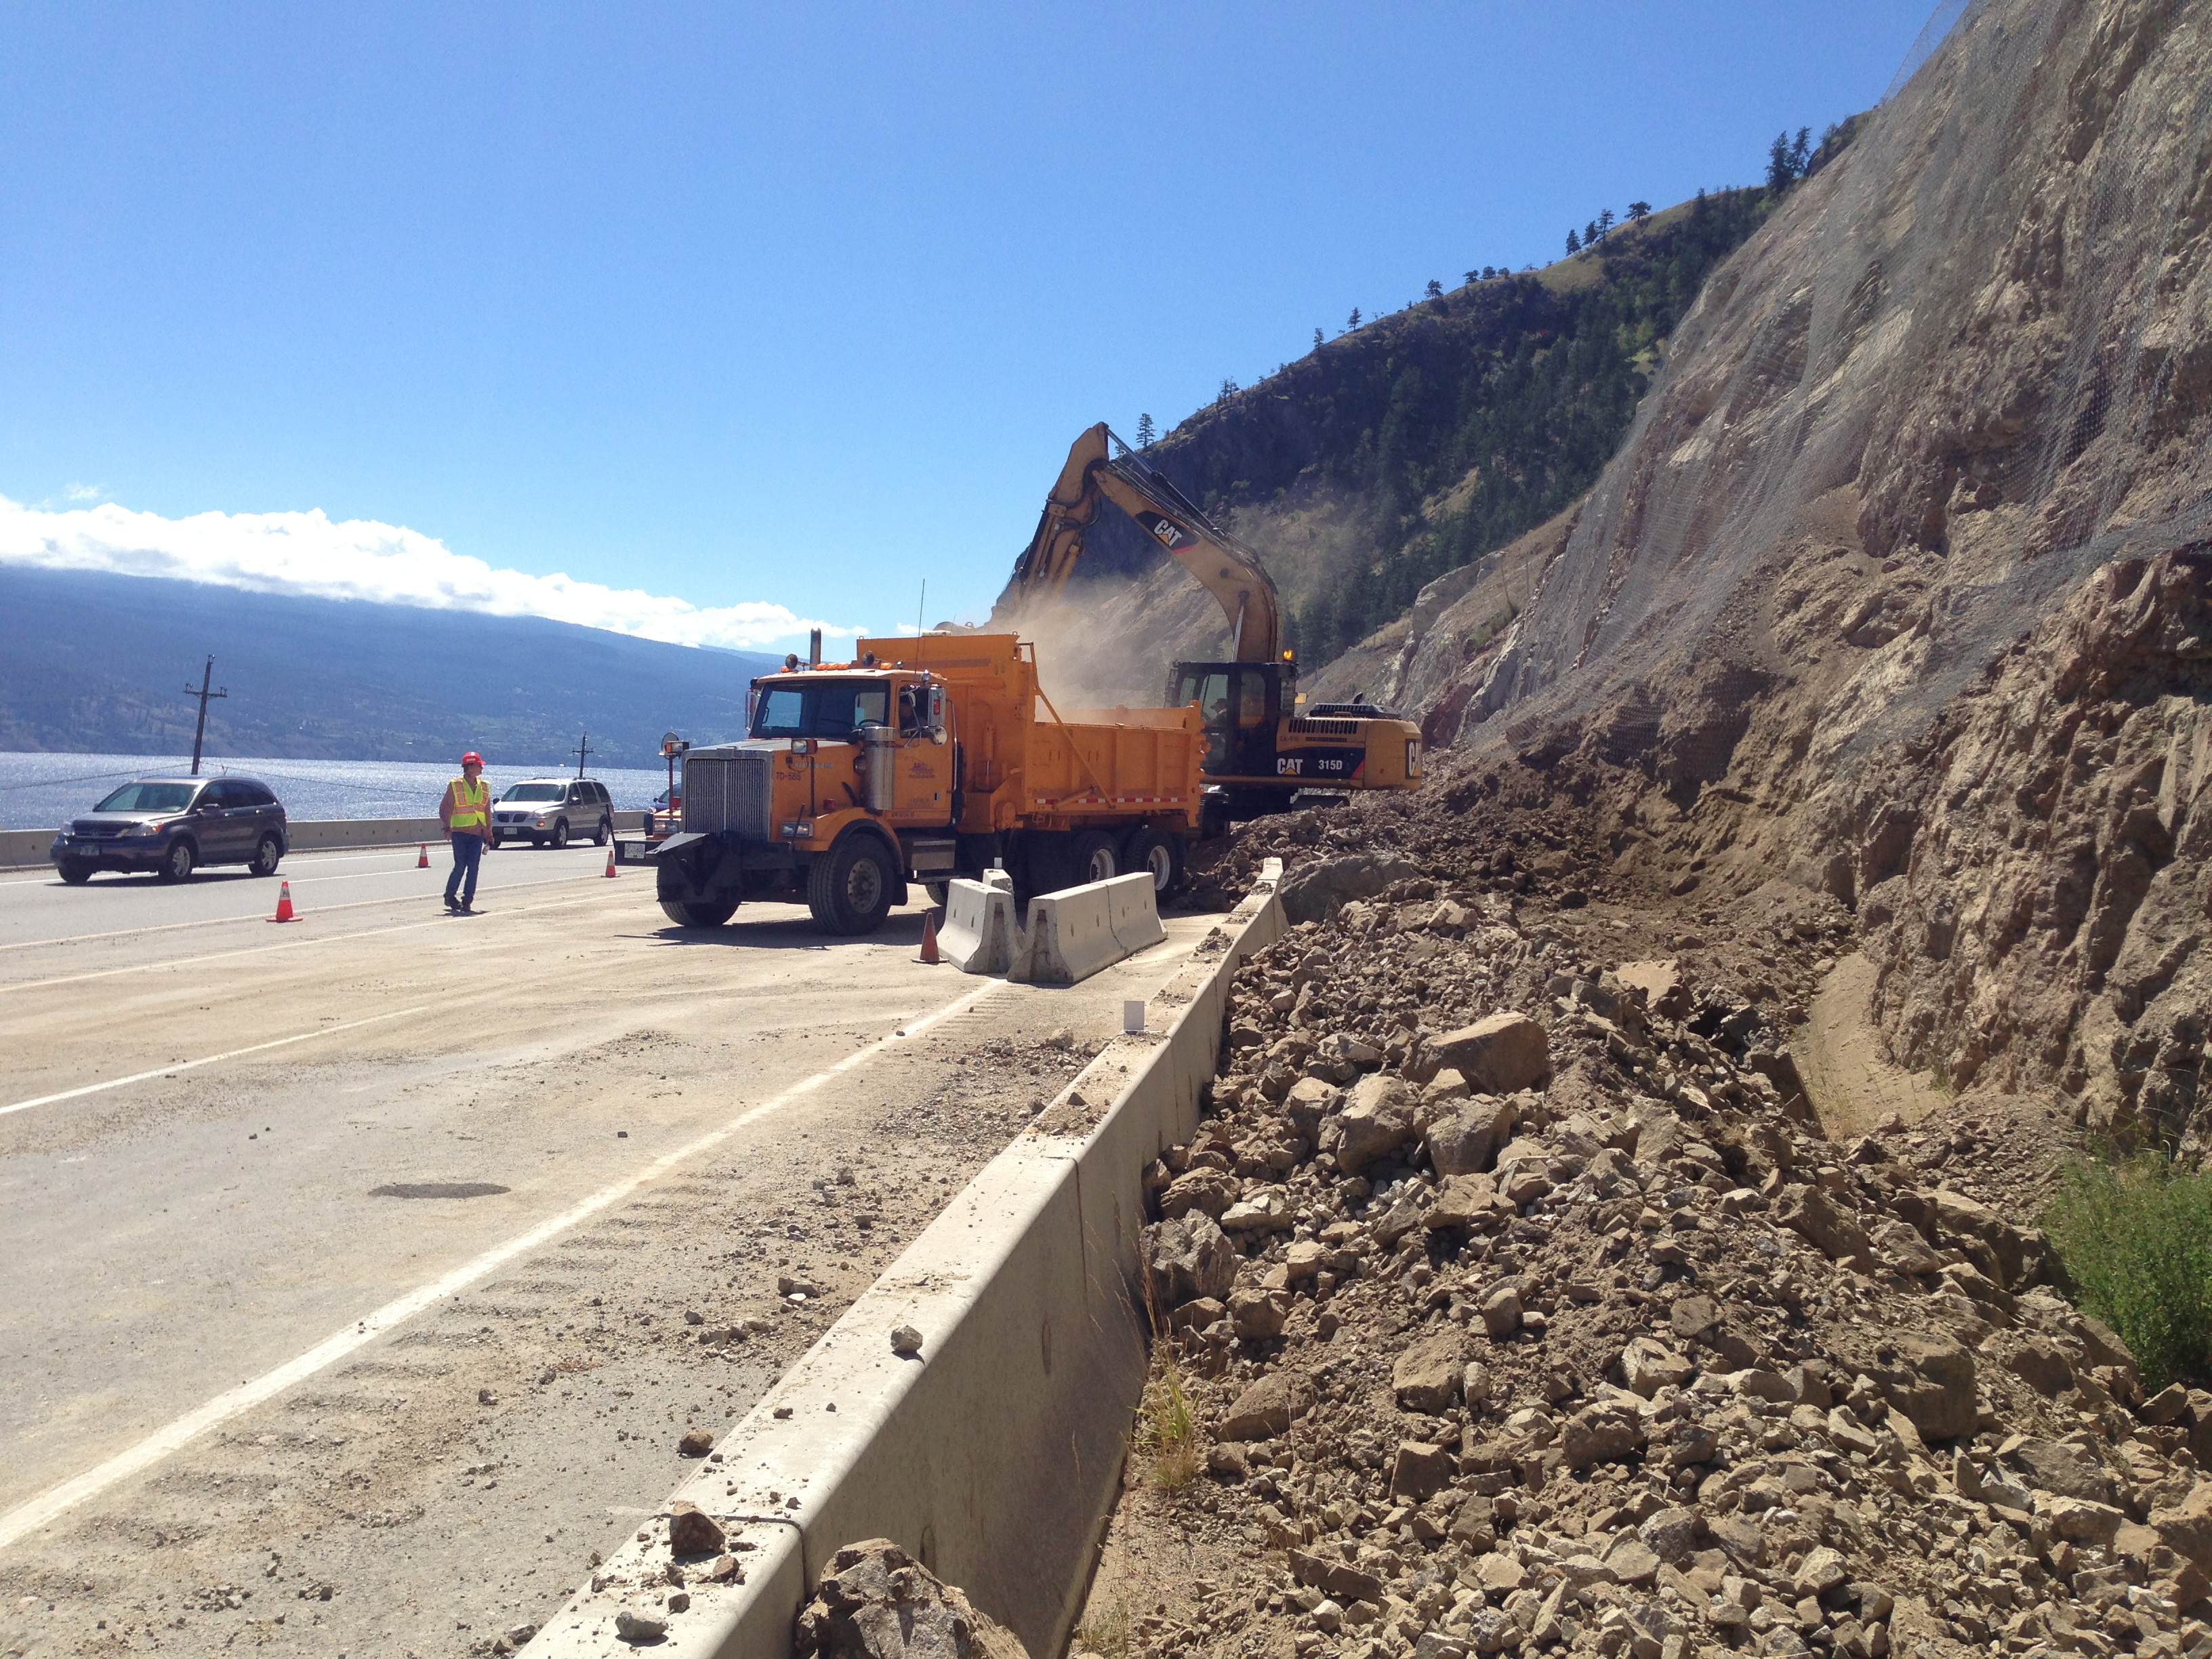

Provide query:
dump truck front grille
left=681, top=748, right=775, bottom=841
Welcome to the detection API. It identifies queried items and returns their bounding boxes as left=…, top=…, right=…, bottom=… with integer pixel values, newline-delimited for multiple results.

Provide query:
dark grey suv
left=50, top=776, right=289, bottom=884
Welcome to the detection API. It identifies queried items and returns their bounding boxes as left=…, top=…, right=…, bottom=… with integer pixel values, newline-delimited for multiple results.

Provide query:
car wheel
left=1071, top=830, right=1119, bottom=884
left=156, top=840, right=195, bottom=882
left=658, top=897, right=737, bottom=927
left=249, top=834, right=283, bottom=877
left=807, top=835, right=894, bottom=935
left=1121, top=826, right=1183, bottom=895
left=56, top=859, right=93, bottom=885
left=594, top=818, right=611, bottom=846
left=550, top=819, right=570, bottom=849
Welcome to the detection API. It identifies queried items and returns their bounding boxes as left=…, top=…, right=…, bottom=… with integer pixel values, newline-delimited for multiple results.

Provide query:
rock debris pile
left=1102, top=884, right=2212, bottom=1659
left=798, top=1539, right=1031, bottom=1659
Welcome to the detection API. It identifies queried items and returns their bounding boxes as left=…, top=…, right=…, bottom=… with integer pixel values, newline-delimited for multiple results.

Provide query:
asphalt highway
left=0, top=840, right=1222, bottom=1656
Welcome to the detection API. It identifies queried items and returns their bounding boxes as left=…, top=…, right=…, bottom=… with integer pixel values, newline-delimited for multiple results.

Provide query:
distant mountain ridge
left=0, top=566, right=781, bottom=768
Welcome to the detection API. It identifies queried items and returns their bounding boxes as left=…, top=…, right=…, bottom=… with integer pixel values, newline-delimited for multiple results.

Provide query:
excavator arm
left=1002, top=423, right=1282, bottom=663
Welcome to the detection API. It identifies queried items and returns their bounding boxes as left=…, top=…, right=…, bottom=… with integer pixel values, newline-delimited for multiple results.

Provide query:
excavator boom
left=1004, top=423, right=1282, bottom=662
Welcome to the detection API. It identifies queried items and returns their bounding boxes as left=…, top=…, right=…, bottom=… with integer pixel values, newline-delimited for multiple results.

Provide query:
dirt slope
left=1437, top=0, right=2212, bottom=1145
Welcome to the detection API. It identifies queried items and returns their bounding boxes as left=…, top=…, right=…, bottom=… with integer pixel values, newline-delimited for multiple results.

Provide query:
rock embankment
left=1081, top=874, right=2212, bottom=1659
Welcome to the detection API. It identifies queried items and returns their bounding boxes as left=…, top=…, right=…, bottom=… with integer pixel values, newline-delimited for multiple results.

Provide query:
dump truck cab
left=651, top=634, right=1205, bottom=935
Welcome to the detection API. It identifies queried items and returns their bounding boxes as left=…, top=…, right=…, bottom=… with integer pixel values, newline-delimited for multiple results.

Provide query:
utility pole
left=184, top=656, right=228, bottom=776
left=573, top=733, right=593, bottom=778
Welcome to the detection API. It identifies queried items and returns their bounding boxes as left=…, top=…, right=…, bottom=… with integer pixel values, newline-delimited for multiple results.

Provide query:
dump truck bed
left=1020, top=705, right=1202, bottom=821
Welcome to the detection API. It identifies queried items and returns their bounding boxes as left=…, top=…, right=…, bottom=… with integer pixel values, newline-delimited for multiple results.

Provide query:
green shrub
left=2043, top=1153, right=2212, bottom=1393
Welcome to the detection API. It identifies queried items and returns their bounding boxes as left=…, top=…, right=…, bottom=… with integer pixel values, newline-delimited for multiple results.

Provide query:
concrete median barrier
left=1009, top=872, right=1162, bottom=986
left=523, top=859, right=1286, bottom=1659
left=2, top=813, right=651, bottom=870
left=1107, top=872, right=1169, bottom=956
left=938, top=878, right=1017, bottom=974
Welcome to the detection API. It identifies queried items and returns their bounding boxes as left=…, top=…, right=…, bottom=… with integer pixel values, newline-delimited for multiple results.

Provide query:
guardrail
left=0, top=813, right=651, bottom=872
left=526, top=859, right=1287, bottom=1659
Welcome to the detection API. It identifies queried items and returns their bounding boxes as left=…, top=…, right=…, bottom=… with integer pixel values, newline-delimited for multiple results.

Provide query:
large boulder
left=796, top=1540, right=1031, bottom=1659
left=1158, top=1169, right=1238, bottom=1220
left=1426, top=1096, right=1515, bottom=1176
left=1932, top=1188, right=2028, bottom=1288
left=1328, top=1074, right=1418, bottom=1174
left=1431, top=1013, right=1551, bottom=1095
left=1393, top=1329, right=1467, bottom=1411
left=1857, top=1331, right=1978, bottom=1441
left=1278, top=852, right=1421, bottom=924
left=2002, top=1437, right=2118, bottom=1504
left=1143, top=1212, right=1237, bottom=1308
left=1218, top=1370, right=1318, bottom=1441
left=1774, top=1185, right=1872, bottom=1263
left=2152, top=1482, right=2212, bottom=1576
left=1561, top=1403, right=1645, bottom=1469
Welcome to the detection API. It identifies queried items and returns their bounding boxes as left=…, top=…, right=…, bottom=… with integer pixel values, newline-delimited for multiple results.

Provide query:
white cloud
left=0, top=493, right=865, bottom=652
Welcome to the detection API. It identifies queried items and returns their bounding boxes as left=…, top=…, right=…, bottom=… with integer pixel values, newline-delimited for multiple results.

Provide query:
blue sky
left=0, top=2, right=1944, bottom=648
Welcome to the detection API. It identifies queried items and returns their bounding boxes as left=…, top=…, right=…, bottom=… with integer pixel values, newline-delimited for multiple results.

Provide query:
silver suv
left=491, top=778, right=613, bottom=848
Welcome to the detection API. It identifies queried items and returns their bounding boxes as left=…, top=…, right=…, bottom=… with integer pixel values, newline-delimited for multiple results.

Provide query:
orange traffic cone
left=417, top=842, right=429, bottom=869
left=604, top=845, right=619, bottom=878
left=918, top=909, right=941, bottom=964
left=270, top=880, right=298, bottom=924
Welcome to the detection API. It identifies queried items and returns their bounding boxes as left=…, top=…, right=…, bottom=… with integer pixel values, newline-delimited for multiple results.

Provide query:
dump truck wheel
left=808, top=835, right=894, bottom=935
left=1071, top=831, right=1119, bottom=884
left=659, top=898, right=736, bottom=927
left=1122, top=827, right=1181, bottom=895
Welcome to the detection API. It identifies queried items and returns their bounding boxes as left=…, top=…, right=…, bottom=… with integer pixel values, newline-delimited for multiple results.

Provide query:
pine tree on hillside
left=1346, top=307, right=1361, bottom=331
left=1425, top=278, right=1443, bottom=299
left=1465, top=270, right=1480, bottom=287
left=1584, top=218, right=1600, bottom=247
left=1766, top=131, right=1796, bottom=192
left=1597, top=207, right=1615, bottom=237
left=1627, top=201, right=1652, bottom=222
left=1565, top=228, right=1580, bottom=254
left=1788, top=126, right=1811, bottom=177
left=1136, top=412, right=1155, bottom=447
left=1218, top=377, right=1239, bottom=403
left=1313, top=327, right=1326, bottom=351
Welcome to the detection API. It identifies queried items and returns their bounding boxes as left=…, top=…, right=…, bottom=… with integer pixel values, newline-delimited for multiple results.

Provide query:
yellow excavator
left=998, top=423, right=1422, bottom=831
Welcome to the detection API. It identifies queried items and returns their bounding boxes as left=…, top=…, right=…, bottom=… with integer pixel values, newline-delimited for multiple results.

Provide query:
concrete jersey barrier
left=1, top=812, right=651, bottom=870
left=523, top=859, right=1286, bottom=1659
left=937, top=876, right=1017, bottom=975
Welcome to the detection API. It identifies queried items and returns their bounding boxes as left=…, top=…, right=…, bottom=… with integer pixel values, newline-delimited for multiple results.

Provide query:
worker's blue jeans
left=445, top=832, right=485, bottom=906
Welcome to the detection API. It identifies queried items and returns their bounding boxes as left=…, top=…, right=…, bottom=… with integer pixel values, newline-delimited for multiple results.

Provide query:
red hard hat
left=461, top=751, right=483, bottom=765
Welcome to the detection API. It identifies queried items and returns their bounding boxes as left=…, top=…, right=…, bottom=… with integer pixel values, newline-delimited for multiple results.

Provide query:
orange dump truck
left=652, top=633, right=1205, bottom=934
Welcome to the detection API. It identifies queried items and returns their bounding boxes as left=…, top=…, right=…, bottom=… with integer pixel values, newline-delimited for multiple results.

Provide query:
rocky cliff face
left=1454, top=0, right=2212, bottom=1141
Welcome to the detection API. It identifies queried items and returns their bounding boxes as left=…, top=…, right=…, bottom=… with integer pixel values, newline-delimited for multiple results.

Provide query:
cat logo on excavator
left=1133, top=510, right=1195, bottom=551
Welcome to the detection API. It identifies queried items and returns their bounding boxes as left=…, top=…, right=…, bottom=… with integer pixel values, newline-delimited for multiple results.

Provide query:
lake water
left=0, top=750, right=679, bottom=830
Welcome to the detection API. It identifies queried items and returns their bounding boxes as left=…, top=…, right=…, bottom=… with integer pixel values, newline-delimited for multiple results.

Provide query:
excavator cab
left=1170, top=660, right=1284, bottom=780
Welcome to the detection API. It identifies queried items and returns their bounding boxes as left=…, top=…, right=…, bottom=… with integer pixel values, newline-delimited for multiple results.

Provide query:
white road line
left=0, top=872, right=607, bottom=956
left=0, top=887, right=632, bottom=996
left=0, top=1006, right=432, bottom=1118
left=0, top=976, right=1004, bottom=1553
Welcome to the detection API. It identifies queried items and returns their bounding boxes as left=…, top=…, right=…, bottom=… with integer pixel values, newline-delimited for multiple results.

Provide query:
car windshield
left=501, top=783, right=567, bottom=802
left=750, top=679, right=893, bottom=739
left=93, top=782, right=199, bottom=814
